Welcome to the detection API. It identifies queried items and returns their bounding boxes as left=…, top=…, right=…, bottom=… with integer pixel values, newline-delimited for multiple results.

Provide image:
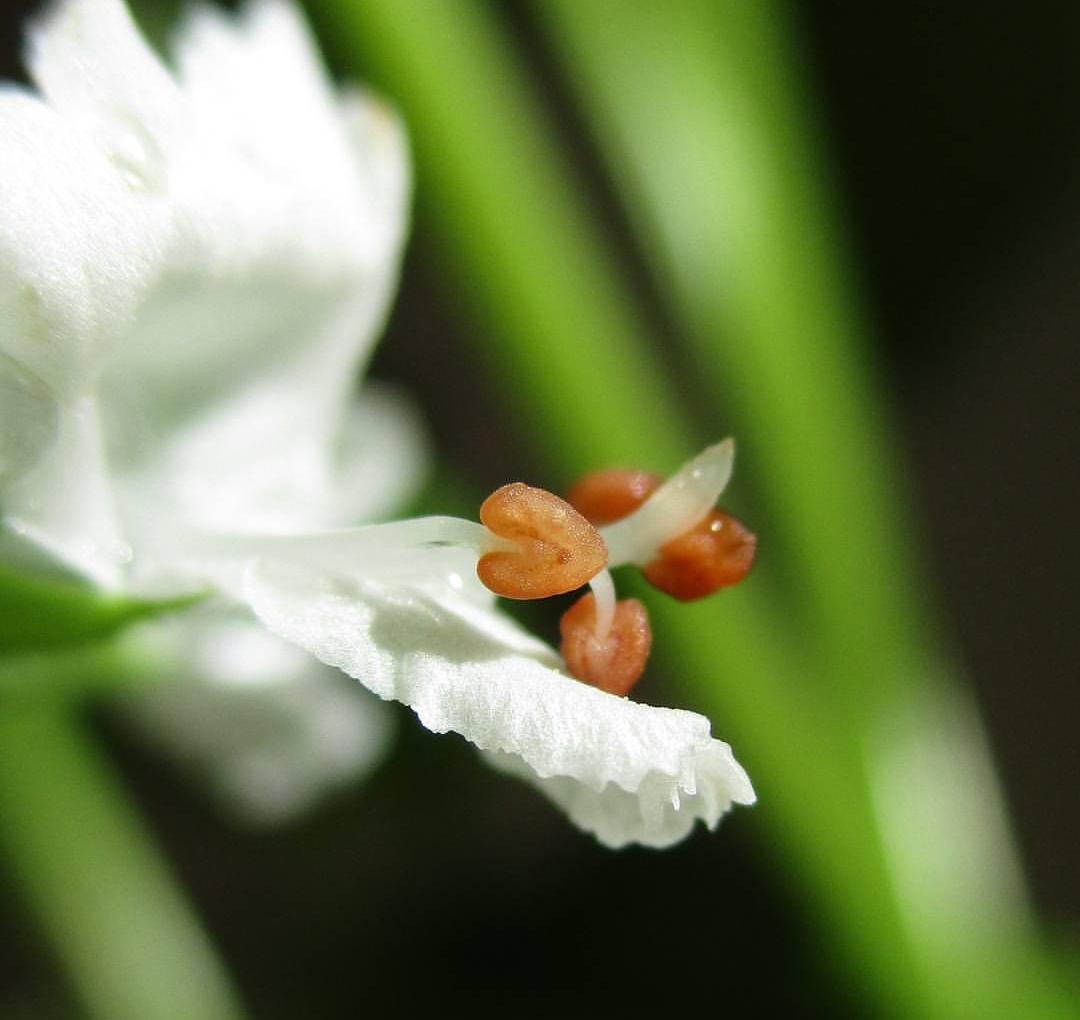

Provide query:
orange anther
left=566, top=469, right=661, bottom=525
left=559, top=593, right=652, bottom=697
left=477, top=483, right=608, bottom=600
left=643, top=510, right=756, bottom=601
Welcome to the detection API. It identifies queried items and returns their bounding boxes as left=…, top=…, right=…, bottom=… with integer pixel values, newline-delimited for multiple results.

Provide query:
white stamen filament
left=589, top=568, right=616, bottom=643
left=170, top=516, right=518, bottom=583
left=600, top=439, right=734, bottom=567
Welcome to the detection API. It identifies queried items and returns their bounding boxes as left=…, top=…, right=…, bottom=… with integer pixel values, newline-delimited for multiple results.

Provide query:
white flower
left=0, top=0, right=754, bottom=847
left=1, top=0, right=412, bottom=819
left=231, top=443, right=756, bottom=849
left=3, top=0, right=412, bottom=580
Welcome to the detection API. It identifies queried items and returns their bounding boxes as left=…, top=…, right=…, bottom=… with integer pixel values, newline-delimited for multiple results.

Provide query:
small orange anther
left=566, top=469, right=661, bottom=525
left=477, top=483, right=608, bottom=600
left=559, top=592, right=652, bottom=697
left=644, top=510, right=756, bottom=601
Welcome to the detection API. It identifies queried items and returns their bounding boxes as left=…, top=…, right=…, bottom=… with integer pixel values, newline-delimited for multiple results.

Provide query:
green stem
left=0, top=702, right=246, bottom=1020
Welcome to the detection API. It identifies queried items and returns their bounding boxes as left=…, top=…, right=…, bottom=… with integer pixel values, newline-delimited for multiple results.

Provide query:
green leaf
left=0, top=566, right=202, bottom=654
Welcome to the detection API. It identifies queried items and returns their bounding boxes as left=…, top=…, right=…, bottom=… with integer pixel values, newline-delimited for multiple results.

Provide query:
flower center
left=473, top=482, right=650, bottom=696
left=472, top=440, right=754, bottom=698
left=177, top=444, right=751, bottom=700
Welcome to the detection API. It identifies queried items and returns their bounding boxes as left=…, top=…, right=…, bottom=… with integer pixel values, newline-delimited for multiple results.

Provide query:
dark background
left=1, top=2, right=1078, bottom=1016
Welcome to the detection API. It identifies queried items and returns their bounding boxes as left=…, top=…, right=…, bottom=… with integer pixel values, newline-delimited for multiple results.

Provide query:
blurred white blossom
left=1, top=0, right=413, bottom=820
left=0, top=0, right=753, bottom=846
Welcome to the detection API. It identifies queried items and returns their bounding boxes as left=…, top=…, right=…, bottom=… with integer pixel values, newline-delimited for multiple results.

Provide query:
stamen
left=643, top=509, right=757, bottom=601
left=476, top=483, right=608, bottom=600
left=566, top=469, right=661, bottom=526
left=172, top=517, right=510, bottom=577
left=588, top=568, right=617, bottom=642
left=559, top=592, right=652, bottom=697
left=567, top=440, right=756, bottom=601
left=598, top=440, right=734, bottom=567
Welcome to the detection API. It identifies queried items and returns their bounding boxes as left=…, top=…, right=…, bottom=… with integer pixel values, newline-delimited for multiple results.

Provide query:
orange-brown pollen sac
left=477, top=483, right=608, bottom=600
left=644, top=510, right=756, bottom=600
left=568, top=468, right=757, bottom=601
left=559, top=592, right=652, bottom=697
left=565, top=469, right=663, bottom=525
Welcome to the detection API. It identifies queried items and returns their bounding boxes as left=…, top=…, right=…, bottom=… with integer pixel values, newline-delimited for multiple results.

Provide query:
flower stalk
left=0, top=700, right=246, bottom=1020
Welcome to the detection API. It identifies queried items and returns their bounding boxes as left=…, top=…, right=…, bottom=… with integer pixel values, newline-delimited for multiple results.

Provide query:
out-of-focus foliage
left=0, top=564, right=199, bottom=653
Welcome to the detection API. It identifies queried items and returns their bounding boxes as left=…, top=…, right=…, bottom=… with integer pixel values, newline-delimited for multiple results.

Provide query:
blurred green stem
left=0, top=702, right=246, bottom=1020
left=0, top=640, right=150, bottom=699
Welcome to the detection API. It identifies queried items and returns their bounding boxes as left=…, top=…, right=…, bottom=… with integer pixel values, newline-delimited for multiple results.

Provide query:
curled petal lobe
left=338, top=89, right=412, bottom=255
left=243, top=560, right=754, bottom=848
left=570, top=443, right=756, bottom=600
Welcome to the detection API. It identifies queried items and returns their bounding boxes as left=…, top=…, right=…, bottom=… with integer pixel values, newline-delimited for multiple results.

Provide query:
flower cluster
left=0, top=0, right=756, bottom=847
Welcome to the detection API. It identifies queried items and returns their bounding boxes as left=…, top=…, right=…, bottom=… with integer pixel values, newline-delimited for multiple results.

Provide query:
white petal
left=122, top=610, right=394, bottom=824
left=26, top=0, right=180, bottom=193
left=106, top=288, right=406, bottom=536
left=242, top=561, right=755, bottom=848
left=169, top=0, right=404, bottom=277
left=0, top=87, right=166, bottom=395
left=327, top=383, right=429, bottom=525
left=338, top=88, right=412, bottom=259
left=0, top=352, right=56, bottom=488
left=4, top=395, right=128, bottom=587
left=3, top=0, right=412, bottom=580
left=602, top=439, right=735, bottom=566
